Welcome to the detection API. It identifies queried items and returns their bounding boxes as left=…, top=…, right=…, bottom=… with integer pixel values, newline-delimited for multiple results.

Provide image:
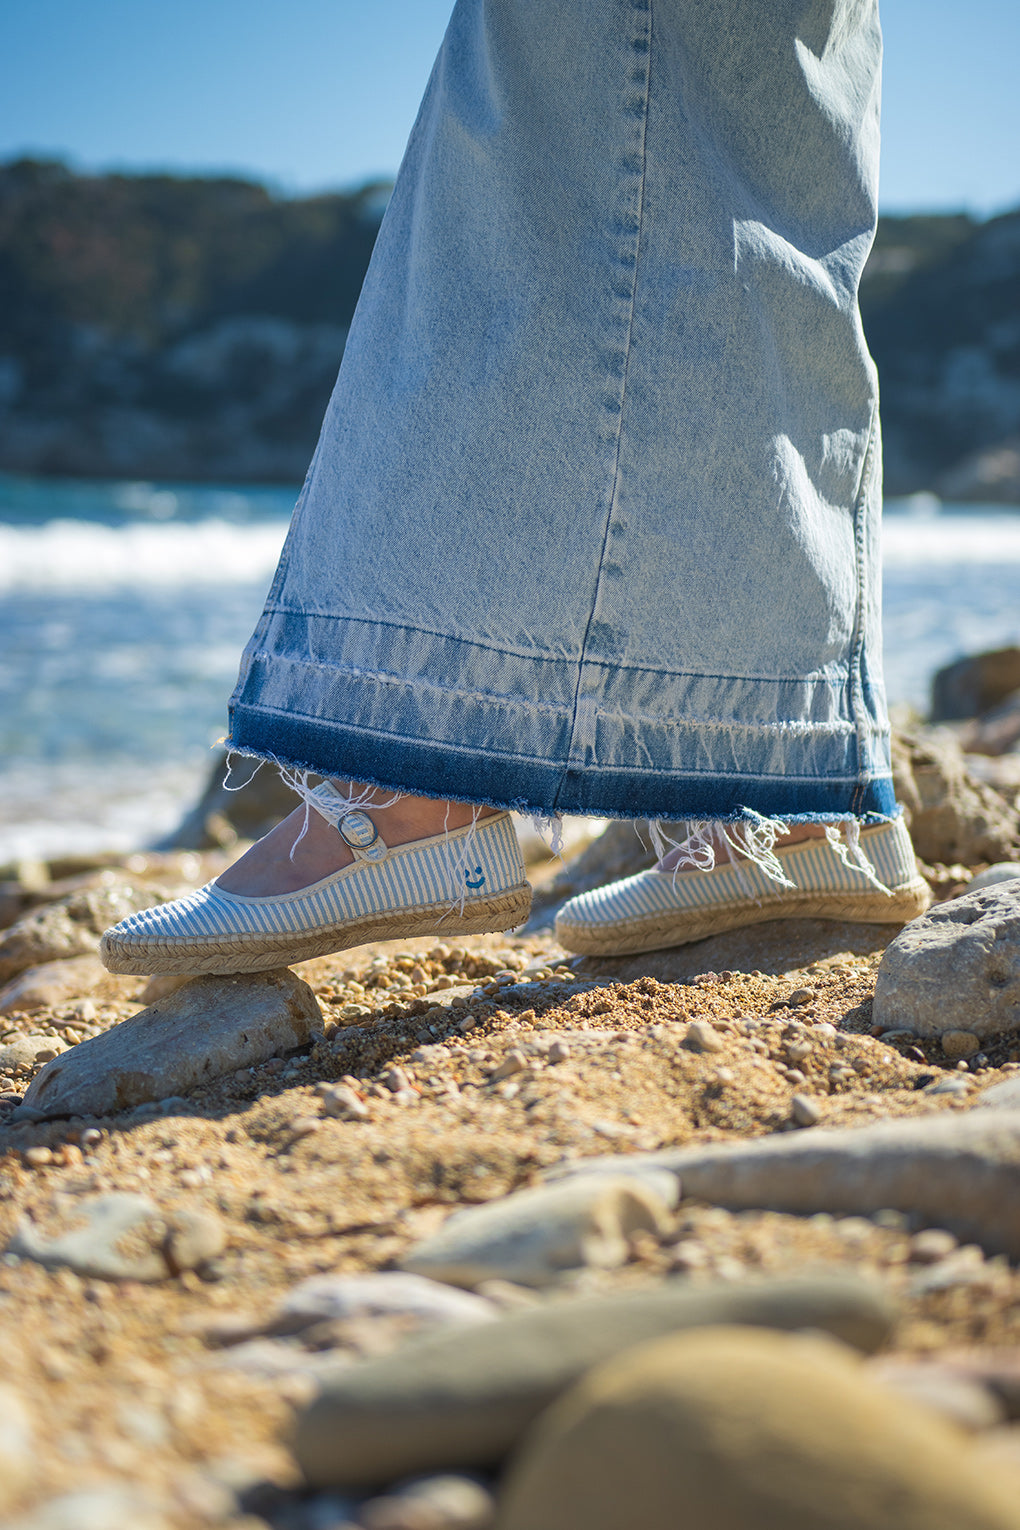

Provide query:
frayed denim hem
left=225, top=706, right=898, bottom=826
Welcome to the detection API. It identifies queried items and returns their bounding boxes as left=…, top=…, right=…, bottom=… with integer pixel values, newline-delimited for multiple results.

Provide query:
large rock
left=932, top=647, right=1020, bottom=723
left=293, top=1275, right=894, bottom=1489
left=891, top=729, right=1020, bottom=866
left=12, top=969, right=322, bottom=1121
left=495, top=1328, right=1020, bottom=1530
left=873, top=883, right=1020, bottom=1038
left=0, top=880, right=163, bottom=985
left=599, top=1110, right=1020, bottom=1258
left=401, top=1176, right=674, bottom=1290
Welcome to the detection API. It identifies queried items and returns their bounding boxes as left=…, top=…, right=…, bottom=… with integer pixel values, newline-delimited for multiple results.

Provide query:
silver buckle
left=336, top=810, right=381, bottom=851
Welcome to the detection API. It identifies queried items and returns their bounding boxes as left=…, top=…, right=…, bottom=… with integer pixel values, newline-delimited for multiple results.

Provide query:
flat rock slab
left=402, top=1175, right=674, bottom=1289
left=575, top=917, right=892, bottom=984
left=12, top=968, right=323, bottom=1121
left=874, top=883, right=1020, bottom=1037
left=294, top=1275, right=895, bottom=1489
left=622, top=1110, right=1020, bottom=1258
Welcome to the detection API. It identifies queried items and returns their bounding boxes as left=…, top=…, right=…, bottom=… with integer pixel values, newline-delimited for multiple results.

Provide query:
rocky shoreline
left=2, top=663, right=1020, bottom=1526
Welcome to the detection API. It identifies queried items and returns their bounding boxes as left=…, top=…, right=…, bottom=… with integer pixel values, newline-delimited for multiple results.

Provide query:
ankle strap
left=303, top=781, right=389, bottom=863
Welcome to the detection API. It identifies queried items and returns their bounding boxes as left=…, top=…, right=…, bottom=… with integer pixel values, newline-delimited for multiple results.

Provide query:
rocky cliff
left=1, top=158, right=1018, bottom=498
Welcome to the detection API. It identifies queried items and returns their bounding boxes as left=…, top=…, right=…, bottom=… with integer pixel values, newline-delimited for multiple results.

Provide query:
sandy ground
left=1, top=852, right=1019, bottom=1524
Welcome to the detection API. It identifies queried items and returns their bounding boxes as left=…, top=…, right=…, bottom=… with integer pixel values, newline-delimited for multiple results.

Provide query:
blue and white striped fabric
left=562, top=820, right=918, bottom=929
left=109, top=812, right=524, bottom=946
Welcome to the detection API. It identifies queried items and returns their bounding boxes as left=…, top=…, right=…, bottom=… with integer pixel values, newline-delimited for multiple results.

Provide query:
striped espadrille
left=555, top=818, right=930, bottom=957
left=101, top=808, right=531, bottom=976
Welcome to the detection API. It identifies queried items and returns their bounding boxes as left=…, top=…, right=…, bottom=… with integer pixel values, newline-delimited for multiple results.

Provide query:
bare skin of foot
left=656, top=822, right=828, bottom=873
left=216, top=785, right=498, bottom=896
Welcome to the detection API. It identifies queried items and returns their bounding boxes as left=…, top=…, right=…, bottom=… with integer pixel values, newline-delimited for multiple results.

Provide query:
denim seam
left=255, top=615, right=855, bottom=687
left=847, top=405, right=879, bottom=817
left=246, top=652, right=877, bottom=735
left=557, top=0, right=653, bottom=804
left=234, top=701, right=881, bottom=784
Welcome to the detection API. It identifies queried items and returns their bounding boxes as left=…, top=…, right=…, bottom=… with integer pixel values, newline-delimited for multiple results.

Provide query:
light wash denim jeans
left=229, top=0, right=894, bottom=825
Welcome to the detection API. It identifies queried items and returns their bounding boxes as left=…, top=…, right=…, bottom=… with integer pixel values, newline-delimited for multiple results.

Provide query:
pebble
left=684, top=1021, right=724, bottom=1054
left=942, top=1030, right=981, bottom=1059
left=320, top=1085, right=370, bottom=1121
left=402, top=1175, right=673, bottom=1289
left=163, top=1210, right=227, bottom=1275
left=490, top=1050, right=526, bottom=1083
left=547, top=1040, right=571, bottom=1064
left=909, top=1229, right=958, bottom=1264
left=787, top=987, right=815, bottom=1006
left=293, top=1275, right=894, bottom=1488
left=9, top=1192, right=169, bottom=1281
left=358, top=1474, right=494, bottom=1530
left=495, top=1327, right=1020, bottom=1530
left=384, top=1066, right=411, bottom=1093
left=790, top=1094, right=822, bottom=1127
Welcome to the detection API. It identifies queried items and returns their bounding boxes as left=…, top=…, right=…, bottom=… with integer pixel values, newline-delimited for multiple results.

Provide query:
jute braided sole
left=101, top=884, right=532, bottom=977
left=556, top=881, right=931, bottom=958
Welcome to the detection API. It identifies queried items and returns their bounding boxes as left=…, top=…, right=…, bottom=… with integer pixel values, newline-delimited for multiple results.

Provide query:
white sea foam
left=1, top=510, right=1018, bottom=596
left=0, top=517, right=289, bottom=593
left=882, top=513, right=1020, bottom=565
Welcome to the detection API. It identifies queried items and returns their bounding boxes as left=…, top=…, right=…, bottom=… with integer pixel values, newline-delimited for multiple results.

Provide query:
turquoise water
left=2, top=472, right=1019, bottom=860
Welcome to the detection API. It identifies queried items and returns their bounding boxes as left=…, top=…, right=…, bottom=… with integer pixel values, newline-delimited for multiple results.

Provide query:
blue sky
left=3, top=0, right=1018, bottom=216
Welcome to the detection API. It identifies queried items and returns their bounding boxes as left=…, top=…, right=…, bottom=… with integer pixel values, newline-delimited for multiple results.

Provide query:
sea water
left=2, top=473, right=1019, bottom=862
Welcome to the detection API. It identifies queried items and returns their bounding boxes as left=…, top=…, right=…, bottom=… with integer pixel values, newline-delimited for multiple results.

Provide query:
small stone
left=384, top=1066, right=411, bottom=1093
left=359, top=1474, right=494, bottom=1530
left=547, top=1040, right=571, bottom=1064
left=490, top=1050, right=526, bottom=1082
left=8, top=1192, right=168, bottom=1281
left=942, top=1030, right=980, bottom=1059
left=684, top=1022, right=724, bottom=1054
left=668, top=1239, right=709, bottom=1273
left=909, top=1229, right=958, bottom=1264
left=163, top=1210, right=227, bottom=1274
left=320, top=1085, right=370, bottom=1121
left=925, top=1074, right=974, bottom=1096
left=791, top=1094, right=822, bottom=1127
left=785, top=1040, right=813, bottom=1064
left=787, top=987, right=815, bottom=1006
left=289, top=1116, right=321, bottom=1139
left=23, top=1146, right=53, bottom=1167
left=402, top=1176, right=673, bottom=1289
left=0, top=1033, right=69, bottom=1072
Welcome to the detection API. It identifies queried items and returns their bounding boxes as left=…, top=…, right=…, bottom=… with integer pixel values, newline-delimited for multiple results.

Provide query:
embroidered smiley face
left=464, top=867, right=486, bottom=889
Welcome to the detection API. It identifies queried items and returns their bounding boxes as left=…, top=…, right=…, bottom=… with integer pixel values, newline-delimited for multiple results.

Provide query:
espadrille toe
left=101, top=808, right=530, bottom=976
left=555, top=818, right=930, bottom=957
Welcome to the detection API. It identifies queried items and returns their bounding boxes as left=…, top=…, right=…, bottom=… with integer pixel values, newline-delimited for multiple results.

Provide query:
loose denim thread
left=646, top=814, right=890, bottom=898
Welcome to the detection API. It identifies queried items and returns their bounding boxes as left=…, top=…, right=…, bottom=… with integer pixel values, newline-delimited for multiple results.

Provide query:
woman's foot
left=100, top=787, right=526, bottom=977
left=556, top=818, right=931, bottom=957
left=216, top=785, right=498, bottom=896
